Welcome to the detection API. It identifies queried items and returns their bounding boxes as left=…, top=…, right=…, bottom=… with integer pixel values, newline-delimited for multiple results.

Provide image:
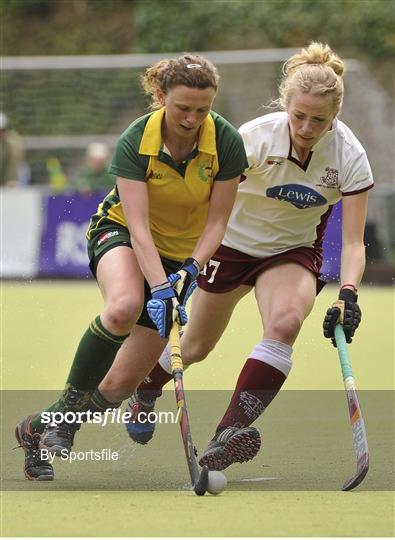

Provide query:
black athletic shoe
left=41, top=420, right=80, bottom=456
left=199, top=426, right=261, bottom=471
left=125, top=391, right=157, bottom=445
left=15, top=416, right=54, bottom=481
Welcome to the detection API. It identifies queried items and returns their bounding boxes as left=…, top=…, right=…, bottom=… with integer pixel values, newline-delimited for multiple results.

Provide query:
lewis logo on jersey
left=266, top=184, right=327, bottom=209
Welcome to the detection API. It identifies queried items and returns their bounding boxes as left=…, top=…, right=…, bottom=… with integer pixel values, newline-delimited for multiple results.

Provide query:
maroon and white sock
left=216, top=339, right=292, bottom=433
left=136, top=362, right=172, bottom=402
left=137, top=340, right=192, bottom=401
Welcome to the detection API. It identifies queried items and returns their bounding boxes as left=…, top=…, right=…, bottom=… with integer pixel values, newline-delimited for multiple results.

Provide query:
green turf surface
left=1, top=282, right=394, bottom=537
left=2, top=491, right=393, bottom=537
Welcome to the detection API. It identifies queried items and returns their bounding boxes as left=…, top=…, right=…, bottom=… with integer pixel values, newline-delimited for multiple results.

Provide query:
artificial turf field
left=1, top=281, right=394, bottom=537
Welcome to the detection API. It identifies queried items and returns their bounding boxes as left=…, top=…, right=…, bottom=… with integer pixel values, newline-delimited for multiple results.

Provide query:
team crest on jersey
left=198, top=159, right=214, bottom=182
left=266, top=184, right=327, bottom=209
left=318, top=167, right=339, bottom=188
left=147, top=171, right=164, bottom=180
left=267, top=160, right=283, bottom=166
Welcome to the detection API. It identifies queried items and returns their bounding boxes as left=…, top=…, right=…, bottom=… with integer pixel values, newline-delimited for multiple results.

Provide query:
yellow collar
left=139, top=107, right=217, bottom=156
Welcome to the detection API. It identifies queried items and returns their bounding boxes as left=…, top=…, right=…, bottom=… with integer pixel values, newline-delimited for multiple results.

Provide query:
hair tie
left=186, top=63, right=202, bottom=69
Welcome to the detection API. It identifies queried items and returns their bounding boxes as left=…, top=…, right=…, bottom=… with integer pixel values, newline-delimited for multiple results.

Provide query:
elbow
left=343, top=239, right=366, bottom=252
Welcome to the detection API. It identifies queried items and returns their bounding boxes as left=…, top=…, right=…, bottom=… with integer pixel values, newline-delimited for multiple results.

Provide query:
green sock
left=88, top=388, right=122, bottom=413
left=30, top=384, right=92, bottom=433
left=30, top=316, right=129, bottom=432
left=66, top=315, right=129, bottom=388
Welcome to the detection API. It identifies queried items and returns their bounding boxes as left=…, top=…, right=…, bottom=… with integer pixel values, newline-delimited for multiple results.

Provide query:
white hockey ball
left=207, top=471, right=227, bottom=495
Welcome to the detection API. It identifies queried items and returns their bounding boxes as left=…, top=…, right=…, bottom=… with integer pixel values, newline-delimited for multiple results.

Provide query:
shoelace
left=28, top=434, right=43, bottom=460
left=48, top=421, right=78, bottom=437
left=127, top=399, right=154, bottom=422
left=13, top=430, right=37, bottom=451
left=15, top=433, right=50, bottom=465
left=130, top=400, right=142, bottom=419
left=64, top=388, right=82, bottom=408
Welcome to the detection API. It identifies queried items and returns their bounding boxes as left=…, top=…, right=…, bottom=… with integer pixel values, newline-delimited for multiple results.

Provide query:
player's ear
left=156, top=89, right=166, bottom=106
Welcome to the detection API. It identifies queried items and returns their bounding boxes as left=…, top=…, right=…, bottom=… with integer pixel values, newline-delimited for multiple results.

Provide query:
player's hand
left=323, top=288, right=361, bottom=347
left=168, top=257, right=200, bottom=306
left=147, top=282, right=188, bottom=338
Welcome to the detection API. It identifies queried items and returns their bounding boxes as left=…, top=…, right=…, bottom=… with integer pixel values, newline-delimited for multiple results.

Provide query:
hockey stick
left=169, top=318, right=209, bottom=496
left=334, top=324, right=369, bottom=491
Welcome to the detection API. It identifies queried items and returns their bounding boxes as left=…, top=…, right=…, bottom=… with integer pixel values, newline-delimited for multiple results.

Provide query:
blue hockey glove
left=147, top=282, right=188, bottom=338
left=168, top=257, right=200, bottom=306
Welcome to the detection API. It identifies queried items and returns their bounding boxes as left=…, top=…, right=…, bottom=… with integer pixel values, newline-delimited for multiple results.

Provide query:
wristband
left=339, top=287, right=358, bottom=302
left=151, top=282, right=175, bottom=300
left=340, top=283, right=358, bottom=293
left=183, top=257, right=200, bottom=278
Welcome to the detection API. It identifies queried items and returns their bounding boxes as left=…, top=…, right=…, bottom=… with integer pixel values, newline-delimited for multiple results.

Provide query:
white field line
left=240, top=476, right=281, bottom=482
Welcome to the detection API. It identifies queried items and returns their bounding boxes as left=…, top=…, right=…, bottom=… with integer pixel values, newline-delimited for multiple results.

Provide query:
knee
left=103, top=296, right=143, bottom=334
left=266, top=308, right=304, bottom=344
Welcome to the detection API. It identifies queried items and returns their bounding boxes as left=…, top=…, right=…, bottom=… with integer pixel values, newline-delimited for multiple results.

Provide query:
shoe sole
left=199, top=429, right=261, bottom=471
left=198, top=450, right=231, bottom=471
left=24, top=469, right=54, bottom=481
left=125, top=423, right=155, bottom=445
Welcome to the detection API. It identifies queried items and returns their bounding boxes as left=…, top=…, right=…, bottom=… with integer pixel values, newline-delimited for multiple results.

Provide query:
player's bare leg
left=98, top=326, right=167, bottom=402
left=200, top=262, right=317, bottom=470
left=125, top=285, right=252, bottom=443
left=23, top=247, right=144, bottom=457
left=182, top=285, right=253, bottom=364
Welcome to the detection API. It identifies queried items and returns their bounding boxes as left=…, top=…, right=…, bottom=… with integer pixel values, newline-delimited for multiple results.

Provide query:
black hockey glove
left=323, top=288, right=361, bottom=347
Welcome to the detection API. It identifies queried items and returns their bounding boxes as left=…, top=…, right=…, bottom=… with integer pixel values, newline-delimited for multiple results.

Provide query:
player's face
left=159, top=85, right=216, bottom=141
left=287, top=92, right=335, bottom=153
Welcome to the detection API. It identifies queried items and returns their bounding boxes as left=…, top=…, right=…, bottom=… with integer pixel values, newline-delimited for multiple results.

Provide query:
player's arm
left=168, top=176, right=239, bottom=304
left=323, top=191, right=368, bottom=345
left=191, top=177, right=239, bottom=267
left=117, top=176, right=167, bottom=287
left=339, top=191, right=369, bottom=288
left=169, top=120, right=246, bottom=304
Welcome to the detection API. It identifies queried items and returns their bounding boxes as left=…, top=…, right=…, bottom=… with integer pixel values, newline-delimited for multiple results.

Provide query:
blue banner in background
left=321, top=201, right=342, bottom=282
left=39, top=193, right=104, bottom=277
left=38, top=195, right=342, bottom=279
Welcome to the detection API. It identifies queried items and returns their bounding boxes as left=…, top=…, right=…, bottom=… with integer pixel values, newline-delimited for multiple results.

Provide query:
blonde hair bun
left=284, top=42, right=345, bottom=77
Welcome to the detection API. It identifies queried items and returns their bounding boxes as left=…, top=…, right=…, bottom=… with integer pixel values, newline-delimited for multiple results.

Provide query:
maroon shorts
left=197, top=244, right=326, bottom=294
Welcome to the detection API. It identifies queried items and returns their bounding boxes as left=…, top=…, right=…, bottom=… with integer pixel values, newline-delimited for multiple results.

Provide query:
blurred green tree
left=1, top=0, right=394, bottom=61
